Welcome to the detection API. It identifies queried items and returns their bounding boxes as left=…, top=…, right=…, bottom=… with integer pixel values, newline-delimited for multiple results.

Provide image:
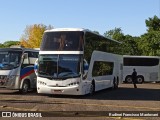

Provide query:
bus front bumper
left=37, top=85, right=83, bottom=95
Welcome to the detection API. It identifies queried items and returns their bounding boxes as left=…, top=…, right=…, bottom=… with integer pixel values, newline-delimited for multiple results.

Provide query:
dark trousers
left=133, top=80, right=137, bottom=88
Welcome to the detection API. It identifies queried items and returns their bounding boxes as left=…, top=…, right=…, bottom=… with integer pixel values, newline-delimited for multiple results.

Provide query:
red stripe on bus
left=20, top=70, right=35, bottom=80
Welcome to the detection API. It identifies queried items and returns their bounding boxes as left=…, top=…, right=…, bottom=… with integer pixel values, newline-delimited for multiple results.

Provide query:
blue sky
left=0, top=0, right=159, bottom=43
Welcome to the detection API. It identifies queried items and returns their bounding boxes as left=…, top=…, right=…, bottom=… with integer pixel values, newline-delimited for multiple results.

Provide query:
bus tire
left=137, top=75, right=144, bottom=84
left=125, top=75, right=132, bottom=83
left=113, top=78, right=118, bottom=89
left=19, top=80, right=30, bottom=94
left=89, top=81, right=95, bottom=95
left=116, top=77, right=119, bottom=89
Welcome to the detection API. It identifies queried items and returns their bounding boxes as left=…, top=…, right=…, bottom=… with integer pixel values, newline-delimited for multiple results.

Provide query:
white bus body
left=123, top=55, right=160, bottom=83
left=87, top=51, right=123, bottom=92
left=37, top=28, right=122, bottom=95
left=0, top=48, right=39, bottom=93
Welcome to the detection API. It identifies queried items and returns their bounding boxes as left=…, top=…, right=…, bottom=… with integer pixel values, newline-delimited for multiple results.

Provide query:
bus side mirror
left=82, top=59, right=89, bottom=80
left=34, top=59, right=38, bottom=76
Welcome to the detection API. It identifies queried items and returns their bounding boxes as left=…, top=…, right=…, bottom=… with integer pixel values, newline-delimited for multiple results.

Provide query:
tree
left=104, top=28, right=141, bottom=55
left=145, top=15, right=160, bottom=32
left=104, top=28, right=127, bottom=54
left=93, top=31, right=100, bottom=34
left=104, top=27, right=125, bottom=42
left=3, top=41, right=20, bottom=47
left=0, top=41, right=20, bottom=48
left=124, top=35, right=142, bottom=55
left=0, top=43, right=4, bottom=48
left=140, top=31, right=160, bottom=56
left=20, top=24, right=53, bottom=48
left=139, top=15, right=160, bottom=56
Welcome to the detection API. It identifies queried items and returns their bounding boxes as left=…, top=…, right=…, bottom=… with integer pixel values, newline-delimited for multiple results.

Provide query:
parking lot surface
left=0, top=83, right=159, bottom=120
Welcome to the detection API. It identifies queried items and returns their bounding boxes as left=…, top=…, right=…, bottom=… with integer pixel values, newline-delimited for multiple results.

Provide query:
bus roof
left=0, top=48, right=39, bottom=52
left=45, top=28, right=121, bottom=44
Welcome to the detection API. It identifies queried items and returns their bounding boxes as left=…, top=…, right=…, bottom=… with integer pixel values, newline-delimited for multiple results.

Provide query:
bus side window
left=34, top=52, right=39, bottom=58
left=78, top=35, right=83, bottom=51
left=28, top=51, right=39, bottom=64
left=22, top=52, right=29, bottom=65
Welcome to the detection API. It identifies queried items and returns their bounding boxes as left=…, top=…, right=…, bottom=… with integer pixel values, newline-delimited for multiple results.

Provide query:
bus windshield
left=38, top=54, right=81, bottom=80
left=41, top=31, right=84, bottom=51
left=0, top=51, right=22, bottom=70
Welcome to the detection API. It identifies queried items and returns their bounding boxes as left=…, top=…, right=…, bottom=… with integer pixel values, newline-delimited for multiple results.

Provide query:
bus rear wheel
left=137, top=75, right=144, bottom=84
left=113, top=78, right=118, bottom=89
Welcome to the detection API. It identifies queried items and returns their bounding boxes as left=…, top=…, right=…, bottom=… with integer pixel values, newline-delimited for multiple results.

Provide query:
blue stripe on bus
left=20, top=66, right=34, bottom=77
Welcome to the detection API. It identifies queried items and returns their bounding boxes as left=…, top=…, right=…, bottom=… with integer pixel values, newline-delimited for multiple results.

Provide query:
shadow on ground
left=0, top=84, right=160, bottom=101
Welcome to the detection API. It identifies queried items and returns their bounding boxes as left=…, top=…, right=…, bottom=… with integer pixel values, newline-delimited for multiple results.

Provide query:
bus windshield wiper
left=38, top=71, right=53, bottom=79
left=39, top=71, right=49, bottom=76
left=58, top=72, right=81, bottom=80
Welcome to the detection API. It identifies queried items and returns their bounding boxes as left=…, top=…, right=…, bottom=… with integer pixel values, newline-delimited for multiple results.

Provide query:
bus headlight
left=0, top=75, right=7, bottom=80
left=67, top=82, right=79, bottom=86
left=0, top=75, right=8, bottom=85
left=8, top=75, right=18, bottom=87
left=9, top=75, right=17, bottom=81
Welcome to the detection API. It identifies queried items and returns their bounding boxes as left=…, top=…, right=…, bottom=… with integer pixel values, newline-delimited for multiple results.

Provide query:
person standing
left=132, top=68, right=137, bottom=88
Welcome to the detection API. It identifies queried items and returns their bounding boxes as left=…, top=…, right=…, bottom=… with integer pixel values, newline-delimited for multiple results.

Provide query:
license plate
left=51, top=89, right=62, bottom=93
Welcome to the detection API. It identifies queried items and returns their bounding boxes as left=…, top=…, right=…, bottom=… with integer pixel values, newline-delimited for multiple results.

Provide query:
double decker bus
left=0, top=47, right=39, bottom=93
left=36, top=28, right=123, bottom=95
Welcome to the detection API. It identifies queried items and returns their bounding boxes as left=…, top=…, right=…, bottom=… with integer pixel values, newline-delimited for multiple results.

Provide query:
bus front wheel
left=19, top=80, right=30, bottom=94
left=89, top=81, right=95, bottom=95
left=125, top=76, right=132, bottom=83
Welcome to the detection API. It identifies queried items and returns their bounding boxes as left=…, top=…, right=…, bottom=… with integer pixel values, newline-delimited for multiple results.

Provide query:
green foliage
left=104, top=28, right=125, bottom=42
left=139, top=15, right=160, bottom=56
left=140, top=31, right=160, bottom=56
left=103, top=16, right=160, bottom=56
left=104, top=28, right=141, bottom=55
left=123, top=35, right=142, bottom=55
left=0, top=43, right=5, bottom=48
left=93, top=31, right=100, bottom=34
left=0, top=41, right=20, bottom=48
left=145, top=15, right=160, bottom=31
left=3, top=41, right=20, bottom=47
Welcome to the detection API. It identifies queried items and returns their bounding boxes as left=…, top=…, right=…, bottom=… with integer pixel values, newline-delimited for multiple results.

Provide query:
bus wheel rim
left=137, top=78, right=142, bottom=83
left=23, top=83, right=28, bottom=92
left=127, top=78, right=132, bottom=83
